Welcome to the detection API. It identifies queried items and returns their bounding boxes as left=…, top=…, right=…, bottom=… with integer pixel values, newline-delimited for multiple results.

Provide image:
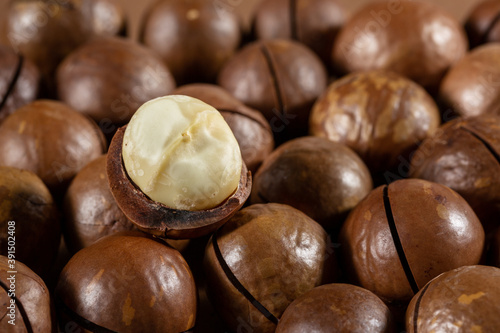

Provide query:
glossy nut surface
left=0, top=167, right=60, bottom=277
left=333, top=1, right=467, bottom=90
left=410, top=115, right=500, bottom=233
left=406, top=265, right=500, bottom=333
left=439, top=43, right=500, bottom=118
left=251, top=136, right=372, bottom=229
left=276, top=284, right=395, bottom=333
left=310, top=71, right=440, bottom=174
left=172, top=84, right=274, bottom=173
left=204, top=203, right=337, bottom=333
left=0, top=256, right=55, bottom=332
left=339, top=179, right=485, bottom=304
left=465, top=0, right=500, bottom=48
left=219, top=39, right=327, bottom=142
left=0, top=100, right=106, bottom=196
left=63, top=155, right=135, bottom=254
left=107, top=125, right=251, bottom=239
left=57, top=37, right=176, bottom=133
left=56, top=232, right=197, bottom=332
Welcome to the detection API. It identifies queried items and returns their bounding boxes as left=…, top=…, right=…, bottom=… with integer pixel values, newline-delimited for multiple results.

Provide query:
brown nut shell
left=172, top=83, right=274, bottom=173
left=406, top=265, right=500, bottom=333
left=204, top=203, right=337, bottom=333
left=56, top=231, right=197, bottom=332
left=465, top=0, right=500, bottom=48
left=339, top=179, right=485, bottom=304
left=107, top=125, right=251, bottom=239
left=0, top=256, right=55, bottom=332
left=333, top=1, right=467, bottom=90
left=409, top=115, right=500, bottom=233
left=276, top=284, right=395, bottom=333
left=310, top=70, right=440, bottom=174
left=0, top=167, right=60, bottom=278
left=439, top=43, right=500, bottom=118
left=63, top=155, right=135, bottom=254
left=251, top=136, right=372, bottom=229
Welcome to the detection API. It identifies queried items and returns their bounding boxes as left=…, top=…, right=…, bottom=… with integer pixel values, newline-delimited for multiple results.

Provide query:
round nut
left=465, top=0, right=500, bottom=48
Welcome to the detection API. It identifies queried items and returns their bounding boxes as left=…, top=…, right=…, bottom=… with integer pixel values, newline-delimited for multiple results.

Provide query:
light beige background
left=0, top=0, right=486, bottom=42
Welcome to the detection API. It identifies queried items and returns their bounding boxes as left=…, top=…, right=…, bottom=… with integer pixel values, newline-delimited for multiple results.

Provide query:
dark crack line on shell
left=260, top=45, right=286, bottom=120
left=0, top=55, right=23, bottom=113
left=412, top=282, right=431, bottom=333
left=212, top=227, right=280, bottom=325
left=460, top=127, right=500, bottom=166
left=383, top=185, right=419, bottom=294
left=55, top=296, right=117, bottom=333
left=0, top=279, right=33, bottom=333
left=482, top=10, right=500, bottom=44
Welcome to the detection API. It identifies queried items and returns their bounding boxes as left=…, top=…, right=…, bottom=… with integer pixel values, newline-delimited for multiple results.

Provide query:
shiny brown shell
left=276, top=284, right=395, bottom=333
left=106, top=125, right=252, bottom=239
left=332, top=1, right=467, bottom=90
left=310, top=70, right=440, bottom=174
left=251, top=136, right=372, bottom=229
left=406, top=265, right=500, bottom=333
left=56, top=232, right=197, bottom=332
left=204, top=203, right=338, bottom=333
left=63, top=155, right=135, bottom=254
left=465, top=0, right=500, bottom=48
left=339, top=179, right=485, bottom=304
left=172, top=83, right=274, bottom=173
left=0, top=256, right=55, bottom=332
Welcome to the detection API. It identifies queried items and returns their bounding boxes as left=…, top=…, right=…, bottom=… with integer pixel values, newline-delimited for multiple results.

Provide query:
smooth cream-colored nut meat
left=122, top=95, right=242, bottom=211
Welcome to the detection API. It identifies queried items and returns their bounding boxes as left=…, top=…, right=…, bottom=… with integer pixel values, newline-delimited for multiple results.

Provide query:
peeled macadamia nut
left=122, top=95, right=242, bottom=211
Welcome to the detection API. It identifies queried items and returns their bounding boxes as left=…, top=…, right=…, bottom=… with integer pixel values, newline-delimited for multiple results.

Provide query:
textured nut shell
left=251, top=136, right=372, bottom=228
left=218, top=39, right=327, bottom=138
left=56, top=232, right=197, bottom=332
left=0, top=45, right=39, bottom=124
left=465, top=0, right=500, bottom=47
left=440, top=44, right=500, bottom=117
left=172, top=84, right=274, bottom=173
left=107, top=126, right=251, bottom=239
left=333, top=1, right=467, bottom=89
left=310, top=71, right=440, bottom=173
left=253, top=0, right=347, bottom=65
left=140, top=0, right=241, bottom=84
left=340, top=179, right=485, bottom=303
left=0, top=100, right=106, bottom=195
left=410, top=115, right=500, bottom=232
left=204, top=203, right=337, bottom=333
left=406, top=265, right=500, bottom=333
left=276, top=284, right=395, bottom=333
left=0, top=167, right=60, bottom=277
left=57, top=37, right=175, bottom=126
left=63, top=155, right=134, bottom=254
left=0, top=256, right=55, bottom=333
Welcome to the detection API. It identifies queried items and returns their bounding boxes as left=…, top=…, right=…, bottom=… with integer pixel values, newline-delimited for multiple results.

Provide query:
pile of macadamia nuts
left=0, top=0, right=499, bottom=332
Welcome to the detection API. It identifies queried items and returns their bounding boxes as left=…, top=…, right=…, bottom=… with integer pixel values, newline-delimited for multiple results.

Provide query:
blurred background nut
left=340, top=179, right=485, bottom=305
left=0, top=256, right=55, bottom=332
left=439, top=43, right=500, bottom=118
left=140, top=0, right=241, bottom=85
left=276, top=284, right=395, bottom=333
left=57, top=36, right=176, bottom=140
left=219, top=39, right=328, bottom=143
left=172, top=83, right=274, bottom=174
left=63, top=155, right=135, bottom=254
left=204, top=203, right=338, bottom=333
left=410, top=115, right=500, bottom=234
left=309, top=70, right=440, bottom=179
left=0, top=167, right=60, bottom=278
left=406, top=265, right=500, bottom=333
left=0, top=100, right=106, bottom=198
left=465, top=0, right=500, bottom=48
left=56, top=232, right=197, bottom=332
left=252, top=0, right=347, bottom=69
left=0, top=44, right=39, bottom=124
left=251, top=136, right=372, bottom=230
left=332, top=1, right=468, bottom=91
